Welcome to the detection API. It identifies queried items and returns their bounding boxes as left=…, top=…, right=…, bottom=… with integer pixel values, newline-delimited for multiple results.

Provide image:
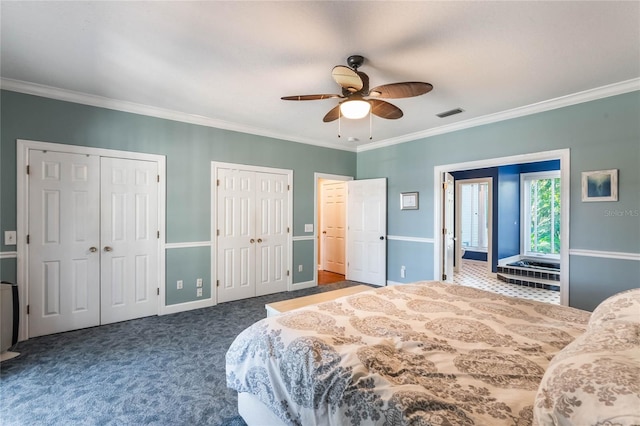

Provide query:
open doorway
left=315, top=173, right=352, bottom=285
left=454, top=177, right=493, bottom=281
left=434, top=149, right=570, bottom=306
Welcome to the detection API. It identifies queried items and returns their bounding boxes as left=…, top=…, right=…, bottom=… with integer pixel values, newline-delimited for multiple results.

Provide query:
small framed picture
left=400, top=192, right=419, bottom=210
left=581, top=169, right=618, bottom=202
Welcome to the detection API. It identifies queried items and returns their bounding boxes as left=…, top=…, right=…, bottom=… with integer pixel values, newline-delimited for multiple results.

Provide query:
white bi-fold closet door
left=215, top=165, right=291, bottom=303
left=28, top=150, right=159, bottom=337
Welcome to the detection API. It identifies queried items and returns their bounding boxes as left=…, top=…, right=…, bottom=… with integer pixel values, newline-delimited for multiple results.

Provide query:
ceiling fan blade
left=370, top=99, right=403, bottom=119
left=331, top=66, right=363, bottom=92
left=281, top=94, right=342, bottom=101
left=323, top=105, right=341, bottom=122
left=368, top=82, right=433, bottom=99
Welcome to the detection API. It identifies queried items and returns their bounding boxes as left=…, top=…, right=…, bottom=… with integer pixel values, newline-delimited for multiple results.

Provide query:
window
left=522, top=171, right=560, bottom=257
left=460, top=182, right=489, bottom=252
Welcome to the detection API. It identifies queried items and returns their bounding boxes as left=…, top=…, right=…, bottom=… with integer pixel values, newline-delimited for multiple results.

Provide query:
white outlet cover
left=196, top=278, right=203, bottom=287
left=196, top=288, right=203, bottom=297
left=4, top=231, right=17, bottom=246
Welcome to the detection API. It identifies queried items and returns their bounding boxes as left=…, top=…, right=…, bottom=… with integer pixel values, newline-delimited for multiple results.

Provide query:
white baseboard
left=386, top=280, right=403, bottom=286
left=290, top=280, right=316, bottom=291
left=159, top=298, right=214, bottom=315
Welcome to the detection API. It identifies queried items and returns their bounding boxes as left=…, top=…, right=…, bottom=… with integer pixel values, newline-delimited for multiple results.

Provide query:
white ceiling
left=1, top=1, right=639, bottom=151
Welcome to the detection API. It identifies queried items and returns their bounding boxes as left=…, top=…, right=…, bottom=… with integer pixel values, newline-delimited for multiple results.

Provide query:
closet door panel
left=28, top=150, right=100, bottom=337
left=254, top=172, right=288, bottom=296
left=100, top=157, right=159, bottom=324
left=217, top=168, right=256, bottom=303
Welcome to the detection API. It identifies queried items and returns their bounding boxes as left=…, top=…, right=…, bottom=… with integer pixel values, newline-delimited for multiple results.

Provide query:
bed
left=226, top=281, right=637, bottom=425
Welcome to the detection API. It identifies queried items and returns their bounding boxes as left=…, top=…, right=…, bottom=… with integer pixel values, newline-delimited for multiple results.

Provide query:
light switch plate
left=304, top=224, right=313, bottom=233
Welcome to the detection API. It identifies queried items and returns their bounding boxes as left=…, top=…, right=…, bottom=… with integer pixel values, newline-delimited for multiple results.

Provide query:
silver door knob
left=89, top=247, right=97, bottom=253
left=250, top=239, right=255, bottom=243
left=257, top=238, right=263, bottom=243
left=103, top=246, right=113, bottom=252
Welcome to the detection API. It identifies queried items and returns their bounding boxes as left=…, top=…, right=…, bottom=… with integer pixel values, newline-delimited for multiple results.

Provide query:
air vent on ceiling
left=436, top=108, right=464, bottom=118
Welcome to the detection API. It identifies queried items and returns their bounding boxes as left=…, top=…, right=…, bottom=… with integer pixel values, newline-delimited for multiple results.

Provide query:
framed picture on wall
left=400, top=192, right=419, bottom=210
left=581, top=169, right=618, bottom=202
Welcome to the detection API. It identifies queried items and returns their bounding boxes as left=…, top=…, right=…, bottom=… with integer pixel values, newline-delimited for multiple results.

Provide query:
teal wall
left=2, top=90, right=638, bottom=312
left=358, top=91, right=640, bottom=311
left=0, top=90, right=357, bottom=305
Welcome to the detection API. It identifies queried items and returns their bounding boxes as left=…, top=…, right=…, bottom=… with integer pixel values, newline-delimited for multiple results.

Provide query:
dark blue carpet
left=0, top=281, right=363, bottom=425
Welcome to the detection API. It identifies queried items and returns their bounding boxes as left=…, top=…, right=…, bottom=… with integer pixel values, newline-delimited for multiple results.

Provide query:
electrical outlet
left=400, top=266, right=406, bottom=278
left=196, top=288, right=203, bottom=297
left=177, top=280, right=183, bottom=290
left=298, top=265, right=303, bottom=272
left=4, top=231, right=16, bottom=246
left=196, top=278, right=203, bottom=288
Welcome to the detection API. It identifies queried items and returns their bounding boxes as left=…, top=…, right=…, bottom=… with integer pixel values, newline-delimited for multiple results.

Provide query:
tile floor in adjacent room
left=454, top=259, right=560, bottom=305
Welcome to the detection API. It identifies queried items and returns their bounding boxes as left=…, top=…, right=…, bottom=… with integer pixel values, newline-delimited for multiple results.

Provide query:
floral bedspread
left=226, top=281, right=589, bottom=426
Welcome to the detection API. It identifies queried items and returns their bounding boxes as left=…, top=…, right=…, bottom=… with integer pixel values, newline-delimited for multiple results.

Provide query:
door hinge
left=26, top=234, right=30, bottom=244
left=157, top=175, right=160, bottom=183
left=442, top=228, right=446, bottom=235
left=443, top=182, right=447, bottom=189
left=27, top=305, right=30, bottom=315
left=26, top=165, right=30, bottom=175
left=287, top=227, right=290, bottom=233
left=217, top=179, right=220, bottom=186
left=286, top=270, right=290, bottom=276
left=157, top=288, right=160, bottom=296
left=216, top=229, right=220, bottom=236
left=216, top=280, right=219, bottom=287
left=157, top=230, right=160, bottom=239
left=442, top=273, right=447, bottom=281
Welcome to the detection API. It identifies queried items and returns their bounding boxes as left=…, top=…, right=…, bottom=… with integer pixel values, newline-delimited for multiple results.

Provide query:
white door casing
left=100, top=157, right=159, bottom=325
left=18, top=139, right=166, bottom=341
left=28, top=150, right=101, bottom=337
left=215, top=163, right=291, bottom=303
left=321, top=180, right=346, bottom=275
left=346, top=178, right=387, bottom=286
left=442, top=172, right=455, bottom=282
left=433, top=149, right=570, bottom=306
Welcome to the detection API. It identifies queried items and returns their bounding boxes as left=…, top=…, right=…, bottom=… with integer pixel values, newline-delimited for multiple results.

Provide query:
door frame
left=433, top=148, right=570, bottom=306
left=454, top=177, right=493, bottom=274
left=17, top=139, right=167, bottom=341
left=313, top=173, right=353, bottom=285
left=211, top=161, right=293, bottom=303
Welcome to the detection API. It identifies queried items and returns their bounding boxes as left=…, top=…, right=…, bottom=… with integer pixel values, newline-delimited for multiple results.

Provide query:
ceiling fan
left=281, top=55, right=433, bottom=122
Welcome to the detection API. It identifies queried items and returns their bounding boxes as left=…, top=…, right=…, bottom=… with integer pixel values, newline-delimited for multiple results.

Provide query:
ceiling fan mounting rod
left=347, top=55, right=365, bottom=70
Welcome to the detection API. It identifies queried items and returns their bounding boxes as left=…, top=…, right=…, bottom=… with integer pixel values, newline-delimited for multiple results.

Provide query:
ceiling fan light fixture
left=340, top=99, right=371, bottom=119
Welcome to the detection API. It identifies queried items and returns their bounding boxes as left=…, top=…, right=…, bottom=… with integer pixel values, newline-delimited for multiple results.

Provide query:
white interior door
left=100, top=157, right=159, bottom=324
left=255, top=172, right=288, bottom=296
left=216, top=168, right=256, bottom=303
left=442, top=172, right=455, bottom=282
left=216, top=167, right=290, bottom=302
left=28, top=150, right=101, bottom=337
left=321, top=180, right=346, bottom=275
left=346, top=178, right=387, bottom=286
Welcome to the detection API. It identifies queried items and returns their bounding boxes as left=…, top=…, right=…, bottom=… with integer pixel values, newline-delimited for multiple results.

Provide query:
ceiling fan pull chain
left=338, top=112, right=341, bottom=138
left=369, top=111, right=373, bottom=140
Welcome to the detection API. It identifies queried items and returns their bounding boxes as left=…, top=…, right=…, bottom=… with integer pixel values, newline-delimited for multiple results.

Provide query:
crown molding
left=358, top=78, right=640, bottom=152
left=2, top=77, right=636, bottom=154
left=0, top=78, right=357, bottom=153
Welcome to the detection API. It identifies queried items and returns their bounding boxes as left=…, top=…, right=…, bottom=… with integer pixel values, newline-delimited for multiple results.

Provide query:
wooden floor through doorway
left=318, top=270, right=345, bottom=285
